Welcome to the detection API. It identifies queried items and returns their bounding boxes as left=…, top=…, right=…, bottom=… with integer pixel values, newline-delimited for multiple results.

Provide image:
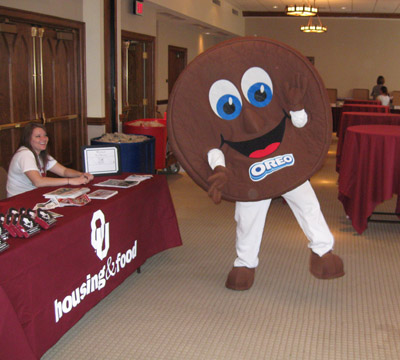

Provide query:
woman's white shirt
left=377, top=94, right=390, bottom=106
left=6, top=147, right=57, bottom=197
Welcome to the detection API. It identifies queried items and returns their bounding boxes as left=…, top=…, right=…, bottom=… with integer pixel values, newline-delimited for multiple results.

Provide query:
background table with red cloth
left=338, top=125, right=400, bottom=234
left=343, top=99, right=380, bottom=105
left=341, top=104, right=389, bottom=113
left=331, top=105, right=342, bottom=134
left=0, top=174, right=182, bottom=360
left=336, top=104, right=390, bottom=135
left=336, top=112, right=400, bottom=171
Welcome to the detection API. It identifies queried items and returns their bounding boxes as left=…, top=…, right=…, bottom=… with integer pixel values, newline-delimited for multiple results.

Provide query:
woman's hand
left=69, top=174, right=92, bottom=186
left=82, top=172, right=94, bottom=181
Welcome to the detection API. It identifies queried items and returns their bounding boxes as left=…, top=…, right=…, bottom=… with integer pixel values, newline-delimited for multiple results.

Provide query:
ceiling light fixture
left=300, top=15, right=327, bottom=33
left=286, top=3, right=318, bottom=16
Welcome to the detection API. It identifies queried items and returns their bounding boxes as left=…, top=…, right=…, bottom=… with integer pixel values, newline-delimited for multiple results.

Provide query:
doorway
left=0, top=8, right=86, bottom=171
left=121, top=31, right=155, bottom=122
left=168, top=45, right=187, bottom=96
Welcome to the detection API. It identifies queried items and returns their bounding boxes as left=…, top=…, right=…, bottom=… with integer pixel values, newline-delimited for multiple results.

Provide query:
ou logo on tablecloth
left=91, top=210, right=110, bottom=260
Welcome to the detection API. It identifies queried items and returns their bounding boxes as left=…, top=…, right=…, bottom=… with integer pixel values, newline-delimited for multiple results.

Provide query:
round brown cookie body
left=167, top=37, right=331, bottom=202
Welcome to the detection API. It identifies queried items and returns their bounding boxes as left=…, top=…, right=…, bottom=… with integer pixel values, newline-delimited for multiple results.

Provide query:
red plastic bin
left=123, top=118, right=167, bottom=170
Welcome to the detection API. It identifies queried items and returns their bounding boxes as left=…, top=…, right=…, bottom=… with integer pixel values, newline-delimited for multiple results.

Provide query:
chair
left=391, top=91, right=400, bottom=107
left=326, top=88, right=337, bottom=104
left=353, top=88, right=370, bottom=100
left=0, top=167, right=7, bottom=200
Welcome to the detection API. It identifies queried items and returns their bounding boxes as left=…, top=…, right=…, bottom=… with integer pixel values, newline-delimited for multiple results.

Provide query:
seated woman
left=7, top=123, right=94, bottom=197
left=371, top=75, right=385, bottom=100
left=377, top=86, right=391, bottom=106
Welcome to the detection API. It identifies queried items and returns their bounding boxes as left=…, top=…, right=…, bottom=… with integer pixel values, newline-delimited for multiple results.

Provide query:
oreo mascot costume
left=167, top=37, right=344, bottom=291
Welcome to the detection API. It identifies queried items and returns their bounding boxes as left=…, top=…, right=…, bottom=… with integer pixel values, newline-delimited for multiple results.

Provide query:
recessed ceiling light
left=273, top=6, right=278, bottom=9
left=341, top=7, right=346, bottom=10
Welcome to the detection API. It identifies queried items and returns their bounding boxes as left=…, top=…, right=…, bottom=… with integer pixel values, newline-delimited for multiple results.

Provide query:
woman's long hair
left=18, top=123, right=49, bottom=174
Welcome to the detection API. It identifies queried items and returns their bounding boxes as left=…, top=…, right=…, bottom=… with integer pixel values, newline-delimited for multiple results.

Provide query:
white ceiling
left=227, top=0, right=400, bottom=14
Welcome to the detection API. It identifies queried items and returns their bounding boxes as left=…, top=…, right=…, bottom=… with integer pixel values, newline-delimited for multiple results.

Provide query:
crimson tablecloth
left=343, top=99, right=380, bottom=105
left=336, top=104, right=390, bottom=135
left=338, top=125, right=400, bottom=234
left=0, top=174, right=182, bottom=359
left=341, top=104, right=389, bottom=113
left=336, top=112, right=400, bottom=172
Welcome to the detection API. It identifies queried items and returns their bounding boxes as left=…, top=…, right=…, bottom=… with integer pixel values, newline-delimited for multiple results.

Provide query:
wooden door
left=121, top=31, right=155, bottom=122
left=0, top=8, right=85, bottom=171
left=0, top=20, right=36, bottom=167
left=38, top=26, right=82, bottom=169
left=168, top=45, right=187, bottom=95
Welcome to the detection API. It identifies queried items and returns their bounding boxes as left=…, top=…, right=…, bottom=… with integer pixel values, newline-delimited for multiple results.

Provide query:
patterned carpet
left=43, top=136, right=400, bottom=360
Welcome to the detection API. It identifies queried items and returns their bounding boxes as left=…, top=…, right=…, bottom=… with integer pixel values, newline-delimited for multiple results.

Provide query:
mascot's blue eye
left=209, top=79, right=243, bottom=120
left=216, top=94, right=242, bottom=120
left=247, top=82, right=272, bottom=108
left=241, top=67, right=273, bottom=108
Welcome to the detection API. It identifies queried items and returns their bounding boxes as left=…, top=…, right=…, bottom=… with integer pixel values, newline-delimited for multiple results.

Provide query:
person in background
left=6, top=123, right=93, bottom=197
left=371, top=75, right=385, bottom=100
left=376, top=86, right=391, bottom=106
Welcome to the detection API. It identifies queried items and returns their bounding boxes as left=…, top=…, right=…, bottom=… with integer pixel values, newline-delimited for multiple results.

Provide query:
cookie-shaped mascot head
left=167, top=37, right=331, bottom=202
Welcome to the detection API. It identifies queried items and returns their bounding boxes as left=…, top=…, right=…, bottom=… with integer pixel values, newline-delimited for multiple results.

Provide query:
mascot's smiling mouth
left=220, top=110, right=289, bottom=159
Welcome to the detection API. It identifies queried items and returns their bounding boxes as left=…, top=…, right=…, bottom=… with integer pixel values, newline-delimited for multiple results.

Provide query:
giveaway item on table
left=9, top=208, right=26, bottom=238
left=16, top=212, right=41, bottom=238
left=34, top=198, right=60, bottom=210
left=124, top=174, right=153, bottom=183
left=94, top=179, right=139, bottom=188
left=4, top=211, right=18, bottom=238
left=0, top=221, right=9, bottom=242
left=43, top=187, right=90, bottom=199
left=87, top=189, right=118, bottom=200
left=57, top=194, right=91, bottom=207
left=0, top=208, right=54, bottom=239
left=0, top=213, right=10, bottom=252
left=0, top=214, right=9, bottom=239
left=0, top=238, right=9, bottom=253
left=35, top=208, right=57, bottom=229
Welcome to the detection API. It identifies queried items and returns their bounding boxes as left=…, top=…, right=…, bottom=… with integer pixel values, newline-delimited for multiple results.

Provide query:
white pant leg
left=234, top=199, right=271, bottom=268
left=282, top=181, right=334, bottom=257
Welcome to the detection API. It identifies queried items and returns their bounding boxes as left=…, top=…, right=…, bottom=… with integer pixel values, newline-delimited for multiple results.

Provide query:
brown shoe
left=310, top=251, right=345, bottom=279
left=225, top=267, right=255, bottom=290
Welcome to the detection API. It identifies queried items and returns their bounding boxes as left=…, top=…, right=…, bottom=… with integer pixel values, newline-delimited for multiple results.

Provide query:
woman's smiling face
left=30, top=127, right=49, bottom=154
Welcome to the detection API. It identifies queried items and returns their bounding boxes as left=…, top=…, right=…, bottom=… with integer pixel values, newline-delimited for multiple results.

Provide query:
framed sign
left=82, top=145, right=121, bottom=176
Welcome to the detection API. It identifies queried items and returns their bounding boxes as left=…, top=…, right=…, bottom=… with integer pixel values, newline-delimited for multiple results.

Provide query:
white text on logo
left=249, top=154, right=295, bottom=182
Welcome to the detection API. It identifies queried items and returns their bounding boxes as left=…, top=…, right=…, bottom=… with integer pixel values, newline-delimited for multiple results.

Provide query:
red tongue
left=249, top=142, right=280, bottom=159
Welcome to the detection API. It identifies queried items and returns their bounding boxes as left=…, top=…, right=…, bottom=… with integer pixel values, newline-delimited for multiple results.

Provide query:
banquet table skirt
left=336, top=112, right=400, bottom=172
left=336, top=104, right=390, bottom=136
left=0, top=174, right=182, bottom=359
left=343, top=99, right=380, bottom=105
left=338, top=125, right=400, bottom=234
left=341, top=104, right=389, bottom=113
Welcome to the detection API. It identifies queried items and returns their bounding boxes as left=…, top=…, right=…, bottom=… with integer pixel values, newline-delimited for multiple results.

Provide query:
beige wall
left=83, top=0, right=106, bottom=140
left=155, top=21, right=226, bottom=114
left=148, top=0, right=245, bottom=36
left=245, top=17, right=400, bottom=99
left=84, top=0, right=105, bottom=119
left=121, top=0, right=157, bottom=36
left=0, top=0, right=83, bottom=21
